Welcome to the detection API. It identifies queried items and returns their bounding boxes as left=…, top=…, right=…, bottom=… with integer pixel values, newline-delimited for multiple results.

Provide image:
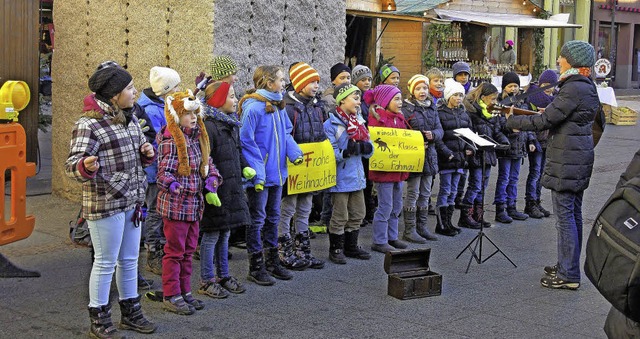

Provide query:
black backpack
left=585, top=176, right=640, bottom=322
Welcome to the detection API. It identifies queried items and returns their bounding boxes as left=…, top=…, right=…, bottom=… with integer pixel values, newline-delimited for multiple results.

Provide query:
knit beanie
left=379, top=64, right=400, bottom=83
left=407, top=74, right=429, bottom=95
left=351, top=65, right=372, bottom=85
left=210, top=55, right=238, bottom=81
left=538, top=69, right=558, bottom=85
left=165, top=90, right=210, bottom=177
left=289, top=62, right=320, bottom=93
left=443, top=78, right=465, bottom=102
left=363, top=84, right=400, bottom=109
left=88, top=61, right=132, bottom=103
left=205, top=81, right=231, bottom=108
left=560, top=40, right=596, bottom=68
left=452, top=61, right=471, bottom=77
left=501, top=72, right=520, bottom=89
left=330, top=63, right=351, bottom=82
left=149, top=66, right=181, bottom=96
left=506, top=40, right=514, bottom=47
left=333, top=83, right=361, bottom=105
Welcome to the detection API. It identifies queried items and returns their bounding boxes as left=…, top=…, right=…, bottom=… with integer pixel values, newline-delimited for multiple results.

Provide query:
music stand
left=452, top=128, right=517, bottom=273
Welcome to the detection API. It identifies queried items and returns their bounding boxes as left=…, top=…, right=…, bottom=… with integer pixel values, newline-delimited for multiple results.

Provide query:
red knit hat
left=289, top=62, right=320, bottom=93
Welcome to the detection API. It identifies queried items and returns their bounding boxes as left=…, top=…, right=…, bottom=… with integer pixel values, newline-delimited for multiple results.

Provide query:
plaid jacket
left=65, top=95, right=154, bottom=220
left=156, top=125, right=221, bottom=222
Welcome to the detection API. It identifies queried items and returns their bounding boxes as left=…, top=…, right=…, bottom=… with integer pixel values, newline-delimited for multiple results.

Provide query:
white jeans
left=87, top=209, right=140, bottom=307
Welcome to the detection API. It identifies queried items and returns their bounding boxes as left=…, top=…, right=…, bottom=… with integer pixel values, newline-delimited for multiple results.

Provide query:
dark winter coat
left=201, top=114, right=251, bottom=232
left=284, top=91, right=328, bottom=144
left=497, top=97, right=536, bottom=159
left=463, top=99, right=509, bottom=168
left=435, top=101, right=474, bottom=171
left=401, top=99, right=443, bottom=176
left=505, top=74, right=600, bottom=193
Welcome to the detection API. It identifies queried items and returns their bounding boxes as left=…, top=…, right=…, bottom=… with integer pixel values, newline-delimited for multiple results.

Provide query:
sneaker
left=219, top=276, right=246, bottom=294
left=540, top=275, right=580, bottom=290
left=182, top=292, right=205, bottom=310
left=163, top=295, right=195, bottom=315
left=198, top=280, right=230, bottom=299
left=543, top=264, right=558, bottom=277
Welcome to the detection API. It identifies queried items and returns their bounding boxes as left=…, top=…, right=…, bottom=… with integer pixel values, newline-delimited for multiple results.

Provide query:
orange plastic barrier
left=0, top=123, right=36, bottom=245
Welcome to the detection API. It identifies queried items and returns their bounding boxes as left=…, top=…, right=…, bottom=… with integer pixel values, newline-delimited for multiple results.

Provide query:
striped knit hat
left=379, top=64, right=400, bottom=83
left=334, top=83, right=360, bottom=104
left=289, top=62, right=320, bottom=93
left=210, top=55, right=238, bottom=81
left=407, top=74, right=429, bottom=95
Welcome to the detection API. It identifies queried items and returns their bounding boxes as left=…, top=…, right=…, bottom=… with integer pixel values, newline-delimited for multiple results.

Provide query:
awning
left=346, top=9, right=429, bottom=22
left=434, top=9, right=582, bottom=28
left=395, top=0, right=449, bottom=14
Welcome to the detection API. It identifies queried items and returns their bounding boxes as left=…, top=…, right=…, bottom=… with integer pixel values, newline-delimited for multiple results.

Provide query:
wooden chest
left=383, top=248, right=442, bottom=300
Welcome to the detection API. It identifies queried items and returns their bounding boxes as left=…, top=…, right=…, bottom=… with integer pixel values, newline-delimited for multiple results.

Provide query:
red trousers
left=162, top=218, right=199, bottom=297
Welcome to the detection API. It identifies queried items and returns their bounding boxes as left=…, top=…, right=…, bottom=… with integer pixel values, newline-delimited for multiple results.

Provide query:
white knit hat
left=443, top=78, right=465, bottom=102
left=150, top=66, right=181, bottom=96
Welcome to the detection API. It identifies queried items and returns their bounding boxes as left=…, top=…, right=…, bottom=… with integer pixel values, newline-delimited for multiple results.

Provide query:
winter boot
left=495, top=204, right=513, bottom=223
left=537, top=199, right=551, bottom=217
left=454, top=192, right=464, bottom=210
left=295, top=231, right=325, bottom=269
left=458, top=204, right=481, bottom=229
left=277, top=234, right=309, bottom=270
left=88, top=304, right=122, bottom=339
left=428, top=203, right=436, bottom=215
left=402, top=207, right=427, bottom=243
left=247, top=252, right=276, bottom=286
left=119, top=295, right=157, bottom=334
left=145, top=247, right=163, bottom=276
left=265, top=247, right=293, bottom=280
left=524, top=200, right=544, bottom=219
left=472, top=203, right=491, bottom=228
left=328, top=233, right=347, bottom=264
left=137, top=272, right=154, bottom=290
left=344, top=230, right=371, bottom=260
left=416, top=206, right=438, bottom=241
left=435, top=206, right=457, bottom=236
left=507, top=204, right=529, bottom=221
left=446, top=205, right=461, bottom=234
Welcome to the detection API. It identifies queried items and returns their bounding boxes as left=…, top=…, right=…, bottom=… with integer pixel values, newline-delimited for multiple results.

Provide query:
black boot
left=265, top=247, right=293, bottom=280
left=119, top=295, right=156, bottom=334
left=416, top=207, right=437, bottom=241
left=524, top=200, right=544, bottom=219
left=472, top=203, right=491, bottom=228
left=247, top=252, right=276, bottom=286
left=495, top=204, right=513, bottom=223
left=536, top=199, right=551, bottom=217
left=295, top=231, right=325, bottom=269
left=458, top=204, right=481, bottom=229
left=402, top=207, right=427, bottom=243
left=507, top=204, right=529, bottom=221
left=88, top=304, right=122, bottom=339
left=344, top=230, right=371, bottom=260
left=435, top=206, right=457, bottom=236
left=137, top=272, right=154, bottom=290
left=454, top=192, right=464, bottom=210
left=329, top=233, right=347, bottom=264
left=446, top=205, right=461, bottom=233
left=277, top=234, right=309, bottom=270
left=428, top=203, right=436, bottom=216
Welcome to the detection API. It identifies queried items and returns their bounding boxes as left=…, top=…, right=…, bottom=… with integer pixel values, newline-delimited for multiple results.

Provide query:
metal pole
left=610, top=0, right=616, bottom=80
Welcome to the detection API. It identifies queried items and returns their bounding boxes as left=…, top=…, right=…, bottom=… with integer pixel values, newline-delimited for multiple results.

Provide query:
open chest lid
left=383, top=248, right=432, bottom=274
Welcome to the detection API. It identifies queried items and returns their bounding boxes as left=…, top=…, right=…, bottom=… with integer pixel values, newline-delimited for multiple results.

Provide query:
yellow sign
left=287, top=139, right=337, bottom=194
left=368, top=126, right=424, bottom=173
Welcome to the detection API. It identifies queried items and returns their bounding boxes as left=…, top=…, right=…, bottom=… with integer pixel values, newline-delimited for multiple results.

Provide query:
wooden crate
left=611, top=106, right=637, bottom=126
left=383, top=248, right=442, bottom=300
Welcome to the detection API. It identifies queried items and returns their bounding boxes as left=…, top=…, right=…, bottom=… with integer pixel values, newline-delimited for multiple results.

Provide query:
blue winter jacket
left=240, top=94, right=303, bottom=188
left=324, top=113, right=374, bottom=193
left=137, top=88, right=167, bottom=183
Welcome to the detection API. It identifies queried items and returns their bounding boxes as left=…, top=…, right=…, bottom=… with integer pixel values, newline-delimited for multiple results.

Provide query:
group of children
left=69, top=55, right=559, bottom=337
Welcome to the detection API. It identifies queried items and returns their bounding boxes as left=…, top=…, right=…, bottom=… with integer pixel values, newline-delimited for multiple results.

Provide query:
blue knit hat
left=538, top=69, right=558, bottom=85
left=560, top=41, right=596, bottom=68
left=452, top=61, right=471, bottom=77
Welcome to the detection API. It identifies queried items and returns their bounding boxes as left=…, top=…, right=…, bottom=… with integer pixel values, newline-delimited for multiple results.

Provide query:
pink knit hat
left=363, top=84, right=401, bottom=109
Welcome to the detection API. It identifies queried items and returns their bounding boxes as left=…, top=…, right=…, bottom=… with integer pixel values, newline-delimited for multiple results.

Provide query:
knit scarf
left=462, top=81, right=472, bottom=94
left=204, top=105, right=241, bottom=127
left=336, top=107, right=369, bottom=141
left=256, top=89, right=283, bottom=102
left=429, top=88, right=443, bottom=99
left=559, top=67, right=592, bottom=81
left=477, top=100, right=492, bottom=119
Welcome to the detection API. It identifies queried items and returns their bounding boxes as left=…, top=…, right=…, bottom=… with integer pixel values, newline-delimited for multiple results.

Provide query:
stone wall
left=51, top=0, right=345, bottom=200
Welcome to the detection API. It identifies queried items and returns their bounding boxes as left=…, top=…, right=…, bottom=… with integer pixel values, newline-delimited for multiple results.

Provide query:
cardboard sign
left=286, top=139, right=336, bottom=194
left=368, top=126, right=424, bottom=173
